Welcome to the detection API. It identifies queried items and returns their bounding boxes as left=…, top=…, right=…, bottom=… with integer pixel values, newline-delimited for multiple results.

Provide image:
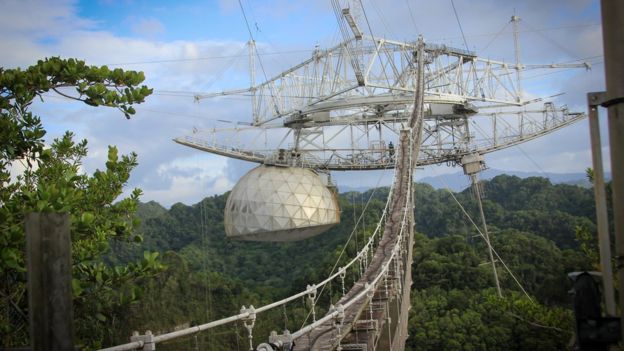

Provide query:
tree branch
left=51, top=87, right=84, bottom=102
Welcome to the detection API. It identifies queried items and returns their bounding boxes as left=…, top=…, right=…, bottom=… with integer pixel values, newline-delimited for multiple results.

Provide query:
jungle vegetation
left=1, top=58, right=605, bottom=350
left=106, top=175, right=599, bottom=350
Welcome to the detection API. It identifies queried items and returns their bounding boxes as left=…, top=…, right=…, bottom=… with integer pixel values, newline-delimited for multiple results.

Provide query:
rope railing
left=291, top=128, right=416, bottom=348
left=101, top=127, right=418, bottom=351
left=109, top=40, right=423, bottom=351
left=292, top=189, right=411, bottom=342
left=99, top=168, right=398, bottom=351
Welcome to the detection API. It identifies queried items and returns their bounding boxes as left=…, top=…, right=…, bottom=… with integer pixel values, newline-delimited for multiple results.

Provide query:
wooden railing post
left=25, top=213, right=74, bottom=351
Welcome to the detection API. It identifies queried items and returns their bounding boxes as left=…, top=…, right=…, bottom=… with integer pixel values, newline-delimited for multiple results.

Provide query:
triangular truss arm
left=182, top=34, right=589, bottom=171
left=194, top=37, right=588, bottom=125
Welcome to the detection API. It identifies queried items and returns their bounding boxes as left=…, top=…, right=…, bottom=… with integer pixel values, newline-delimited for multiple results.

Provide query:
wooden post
left=26, top=213, right=74, bottom=351
left=587, top=93, right=616, bottom=317
left=600, top=0, right=624, bottom=340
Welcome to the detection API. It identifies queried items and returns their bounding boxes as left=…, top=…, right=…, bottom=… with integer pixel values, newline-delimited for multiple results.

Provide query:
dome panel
left=224, top=166, right=340, bottom=241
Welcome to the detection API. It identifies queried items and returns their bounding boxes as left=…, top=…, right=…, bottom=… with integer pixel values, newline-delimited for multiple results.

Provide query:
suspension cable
left=299, top=166, right=395, bottom=328
left=294, top=143, right=414, bottom=341
left=450, top=0, right=470, bottom=52
left=433, top=169, right=533, bottom=301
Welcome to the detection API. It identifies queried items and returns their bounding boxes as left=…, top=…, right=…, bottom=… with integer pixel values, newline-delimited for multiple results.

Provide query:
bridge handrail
left=291, top=233, right=403, bottom=341
left=292, top=171, right=412, bottom=341
left=293, top=133, right=415, bottom=341
left=152, top=312, right=252, bottom=343
left=256, top=166, right=396, bottom=313
left=99, top=165, right=397, bottom=351
left=99, top=341, right=144, bottom=351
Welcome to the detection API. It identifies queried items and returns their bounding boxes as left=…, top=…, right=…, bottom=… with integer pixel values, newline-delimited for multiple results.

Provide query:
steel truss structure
left=176, top=34, right=588, bottom=170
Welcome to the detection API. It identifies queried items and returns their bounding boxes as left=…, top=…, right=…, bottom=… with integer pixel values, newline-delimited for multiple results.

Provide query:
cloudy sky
left=1, top=0, right=606, bottom=206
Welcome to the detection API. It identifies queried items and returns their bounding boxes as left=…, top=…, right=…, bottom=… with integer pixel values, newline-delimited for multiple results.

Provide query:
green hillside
left=105, top=175, right=599, bottom=350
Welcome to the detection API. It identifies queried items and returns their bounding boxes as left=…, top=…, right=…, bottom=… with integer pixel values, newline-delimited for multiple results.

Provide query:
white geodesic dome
left=224, top=166, right=340, bottom=241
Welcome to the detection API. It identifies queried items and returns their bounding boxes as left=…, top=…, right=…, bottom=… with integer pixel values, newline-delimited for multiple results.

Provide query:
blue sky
left=76, top=0, right=337, bottom=44
left=1, top=0, right=607, bottom=206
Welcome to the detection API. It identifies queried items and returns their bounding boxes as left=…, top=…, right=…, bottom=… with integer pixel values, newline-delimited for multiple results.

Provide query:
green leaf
left=81, top=212, right=95, bottom=225
left=72, top=278, right=83, bottom=297
left=95, top=313, right=106, bottom=322
left=1, top=57, right=153, bottom=349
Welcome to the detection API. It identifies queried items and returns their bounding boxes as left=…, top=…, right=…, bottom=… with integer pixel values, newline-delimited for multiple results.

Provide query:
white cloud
left=0, top=0, right=92, bottom=68
left=130, top=17, right=166, bottom=38
left=140, top=154, right=233, bottom=206
left=0, top=0, right=93, bottom=36
left=1, top=0, right=606, bottom=206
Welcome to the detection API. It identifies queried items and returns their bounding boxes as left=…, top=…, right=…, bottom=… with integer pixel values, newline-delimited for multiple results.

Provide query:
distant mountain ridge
left=338, top=169, right=608, bottom=194
left=416, top=169, right=611, bottom=192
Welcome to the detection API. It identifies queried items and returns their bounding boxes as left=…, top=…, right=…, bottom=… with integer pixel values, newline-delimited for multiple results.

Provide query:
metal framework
left=175, top=102, right=584, bottom=170
left=176, top=36, right=588, bottom=170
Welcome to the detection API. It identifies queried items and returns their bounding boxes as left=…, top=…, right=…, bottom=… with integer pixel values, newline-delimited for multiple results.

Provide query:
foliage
left=0, top=57, right=151, bottom=168
left=407, top=288, right=574, bottom=351
left=111, top=251, right=248, bottom=350
left=105, top=175, right=599, bottom=349
left=0, top=57, right=157, bottom=349
left=413, top=175, right=597, bottom=249
left=408, top=233, right=578, bottom=350
left=575, top=224, right=600, bottom=270
left=111, top=193, right=386, bottom=300
left=586, top=167, right=595, bottom=183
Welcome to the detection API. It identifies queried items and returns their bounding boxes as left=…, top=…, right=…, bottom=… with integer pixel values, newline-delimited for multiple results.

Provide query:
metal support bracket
left=241, top=305, right=257, bottom=351
left=589, top=91, right=624, bottom=108
left=306, top=284, right=317, bottom=322
left=131, top=330, right=155, bottom=351
left=338, top=266, right=347, bottom=296
left=255, top=329, right=294, bottom=351
left=589, top=92, right=608, bottom=107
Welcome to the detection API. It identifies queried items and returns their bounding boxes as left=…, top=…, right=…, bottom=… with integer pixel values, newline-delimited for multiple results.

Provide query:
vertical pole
left=600, top=0, right=624, bottom=339
left=472, top=174, right=502, bottom=297
left=248, top=40, right=257, bottom=125
left=26, top=213, right=74, bottom=351
left=511, top=15, right=522, bottom=103
left=587, top=94, right=616, bottom=317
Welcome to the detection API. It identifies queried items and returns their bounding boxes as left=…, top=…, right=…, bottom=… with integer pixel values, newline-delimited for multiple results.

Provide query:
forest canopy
left=103, top=175, right=597, bottom=350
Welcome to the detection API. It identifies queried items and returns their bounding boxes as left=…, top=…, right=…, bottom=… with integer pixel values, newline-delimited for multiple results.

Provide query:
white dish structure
left=224, top=166, right=340, bottom=241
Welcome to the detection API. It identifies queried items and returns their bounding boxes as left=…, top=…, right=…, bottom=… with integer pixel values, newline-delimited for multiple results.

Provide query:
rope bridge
left=100, top=39, right=426, bottom=351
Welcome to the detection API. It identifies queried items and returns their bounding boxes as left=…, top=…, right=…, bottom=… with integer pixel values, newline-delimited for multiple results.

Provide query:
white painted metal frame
left=174, top=104, right=584, bottom=170
left=195, top=37, right=587, bottom=124
left=183, top=36, right=588, bottom=170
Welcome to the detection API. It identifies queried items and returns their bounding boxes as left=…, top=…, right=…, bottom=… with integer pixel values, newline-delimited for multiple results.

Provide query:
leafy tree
left=0, top=57, right=159, bottom=349
left=407, top=289, right=574, bottom=350
left=409, top=233, right=576, bottom=350
left=491, top=229, right=590, bottom=304
left=101, top=174, right=599, bottom=349
left=411, top=176, right=598, bottom=248
left=586, top=167, right=595, bottom=183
